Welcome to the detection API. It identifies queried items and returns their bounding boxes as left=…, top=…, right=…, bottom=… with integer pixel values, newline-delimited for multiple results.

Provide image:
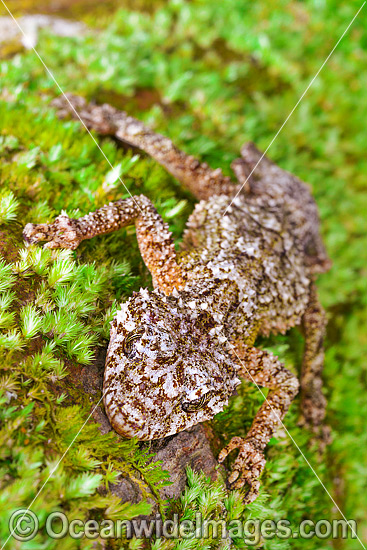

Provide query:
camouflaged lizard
left=23, top=94, right=332, bottom=503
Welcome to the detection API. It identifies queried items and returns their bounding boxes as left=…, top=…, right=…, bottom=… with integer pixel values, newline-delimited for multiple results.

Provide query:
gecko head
left=103, top=288, right=240, bottom=440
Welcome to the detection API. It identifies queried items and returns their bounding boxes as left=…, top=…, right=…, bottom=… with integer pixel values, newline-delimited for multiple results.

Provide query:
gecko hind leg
left=52, top=93, right=238, bottom=200
left=299, top=282, right=331, bottom=446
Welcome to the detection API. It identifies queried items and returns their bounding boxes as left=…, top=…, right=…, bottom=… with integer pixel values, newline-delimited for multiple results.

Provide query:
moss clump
left=1, top=1, right=366, bottom=548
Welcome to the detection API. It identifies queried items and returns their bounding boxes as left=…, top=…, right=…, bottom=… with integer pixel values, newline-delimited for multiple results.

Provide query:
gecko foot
left=23, top=214, right=81, bottom=250
left=218, top=436, right=266, bottom=504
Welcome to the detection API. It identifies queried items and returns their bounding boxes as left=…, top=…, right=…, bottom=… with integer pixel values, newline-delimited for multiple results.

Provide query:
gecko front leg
left=218, top=343, right=299, bottom=503
left=23, top=195, right=185, bottom=294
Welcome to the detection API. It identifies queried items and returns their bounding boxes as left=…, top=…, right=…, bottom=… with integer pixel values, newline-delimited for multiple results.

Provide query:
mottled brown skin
left=23, top=94, right=331, bottom=503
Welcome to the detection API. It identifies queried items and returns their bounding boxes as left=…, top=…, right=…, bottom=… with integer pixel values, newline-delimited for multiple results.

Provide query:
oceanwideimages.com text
left=8, top=509, right=358, bottom=545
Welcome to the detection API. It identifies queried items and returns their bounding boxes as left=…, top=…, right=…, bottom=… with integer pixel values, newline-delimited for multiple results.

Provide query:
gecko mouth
left=106, top=392, right=227, bottom=441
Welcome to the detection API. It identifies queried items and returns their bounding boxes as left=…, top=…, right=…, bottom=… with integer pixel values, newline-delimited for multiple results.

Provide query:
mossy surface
left=0, top=1, right=366, bottom=548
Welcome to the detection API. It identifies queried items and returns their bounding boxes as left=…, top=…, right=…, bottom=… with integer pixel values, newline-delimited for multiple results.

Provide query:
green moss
left=0, top=1, right=366, bottom=548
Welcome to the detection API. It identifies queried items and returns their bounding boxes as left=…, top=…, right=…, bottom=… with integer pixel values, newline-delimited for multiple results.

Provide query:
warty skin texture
left=23, top=94, right=331, bottom=503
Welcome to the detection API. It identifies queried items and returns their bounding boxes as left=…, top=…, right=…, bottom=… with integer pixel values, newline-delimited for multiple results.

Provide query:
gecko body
left=24, top=94, right=331, bottom=502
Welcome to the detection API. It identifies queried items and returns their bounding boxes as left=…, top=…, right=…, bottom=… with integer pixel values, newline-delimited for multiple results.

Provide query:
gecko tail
left=231, top=142, right=332, bottom=274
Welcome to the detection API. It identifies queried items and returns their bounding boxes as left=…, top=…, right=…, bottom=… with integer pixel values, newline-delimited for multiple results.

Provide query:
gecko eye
left=123, top=328, right=145, bottom=358
left=181, top=391, right=213, bottom=413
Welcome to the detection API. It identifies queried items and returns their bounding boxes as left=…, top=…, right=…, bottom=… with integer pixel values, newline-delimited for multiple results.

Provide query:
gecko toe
left=228, top=469, right=240, bottom=484
left=220, top=437, right=266, bottom=503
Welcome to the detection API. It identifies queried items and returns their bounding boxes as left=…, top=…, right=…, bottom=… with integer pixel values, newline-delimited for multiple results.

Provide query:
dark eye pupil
left=181, top=392, right=212, bottom=412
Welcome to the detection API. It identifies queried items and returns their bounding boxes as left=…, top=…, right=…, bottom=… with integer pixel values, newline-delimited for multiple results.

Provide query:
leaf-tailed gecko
left=23, top=94, right=331, bottom=503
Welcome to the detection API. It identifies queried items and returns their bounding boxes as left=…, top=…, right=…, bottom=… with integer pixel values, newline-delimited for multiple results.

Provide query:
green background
left=0, top=1, right=366, bottom=548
